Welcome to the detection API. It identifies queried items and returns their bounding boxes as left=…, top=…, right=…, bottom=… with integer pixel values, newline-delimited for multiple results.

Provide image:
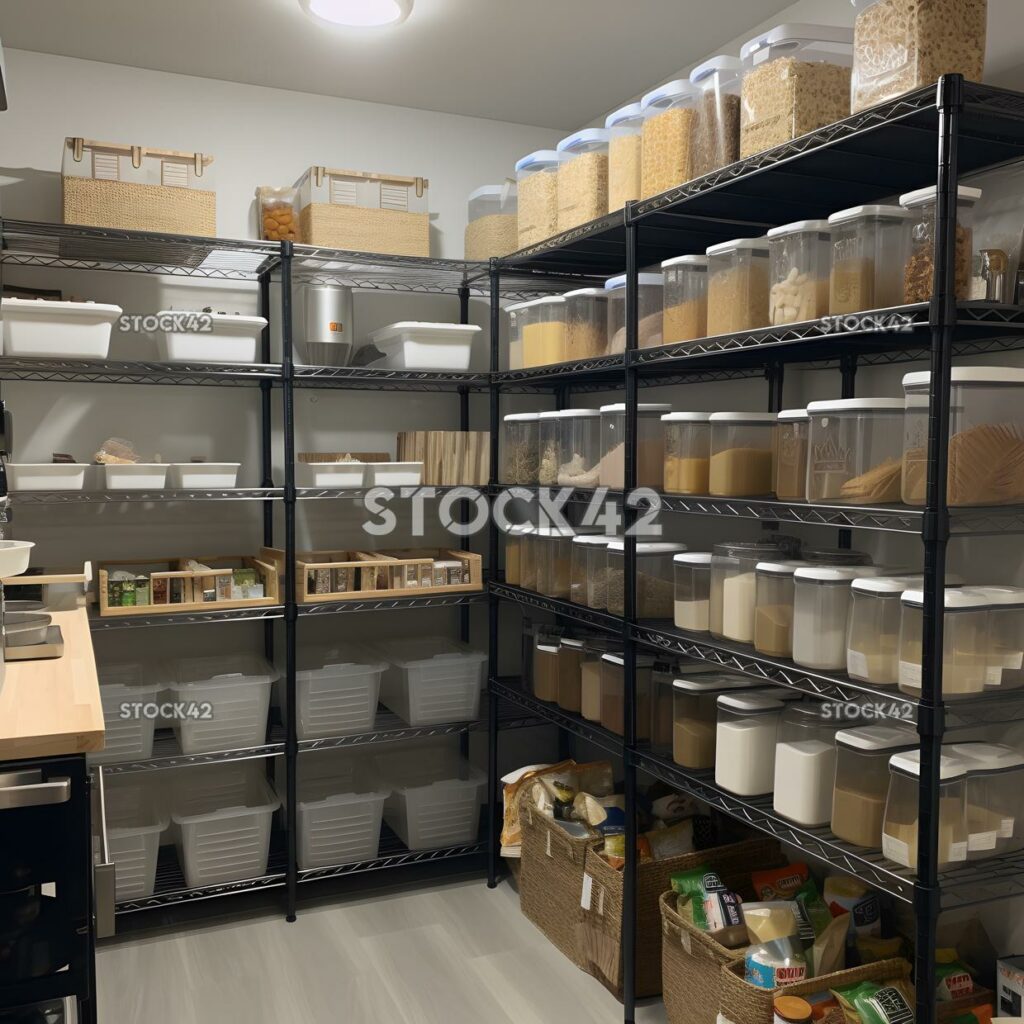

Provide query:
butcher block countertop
left=0, top=607, right=105, bottom=761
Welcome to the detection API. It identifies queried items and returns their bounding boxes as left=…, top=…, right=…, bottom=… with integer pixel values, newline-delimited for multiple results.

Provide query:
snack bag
left=753, top=863, right=810, bottom=901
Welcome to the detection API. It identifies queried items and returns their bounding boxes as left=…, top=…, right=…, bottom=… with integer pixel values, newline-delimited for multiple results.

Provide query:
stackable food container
left=689, top=55, right=744, bottom=175
left=598, top=402, right=672, bottom=489
left=563, top=289, right=608, bottom=361
left=570, top=534, right=611, bottom=605
left=828, top=205, right=914, bottom=314
left=662, top=412, right=712, bottom=495
left=465, top=183, right=518, bottom=261
left=773, top=702, right=844, bottom=827
left=606, top=540, right=686, bottom=619
left=950, top=742, right=1024, bottom=860
left=753, top=560, right=808, bottom=659
left=501, top=412, right=540, bottom=485
left=792, top=566, right=881, bottom=671
left=606, top=102, right=645, bottom=213
left=515, top=150, right=565, bottom=249
left=766, top=220, right=832, bottom=325
left=715, top=692, right=787, bottom=797
left=556, top=409, right=601, bottom=488
left=673, top=551, right=712, bottom=633
left=661, top=255, right=709, bottom=345
left=639, top=79, right=701, bottom=198
left=774, top=409, right=810, bottom=501
left=705, top=238, right=770, bottom=335
left=708, top=412, right=776, bottom=497
left=556, top=129, right=611, bottom=232
left=605, top=273, right=665, bottom=352
left=710, top=540, right=789, bottom=644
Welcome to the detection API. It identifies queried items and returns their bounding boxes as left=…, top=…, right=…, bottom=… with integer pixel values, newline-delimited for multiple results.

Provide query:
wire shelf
left=297, top=591, right=487, bottom=615
left=490, top=581, right=624, bottom=635
left=292, top=365, right=489, bottom=392
left=88, top=604, right=285, bottom=630
left=12, top=488, right=282, bottom=504
left=0, top=357, right=281, bottom=387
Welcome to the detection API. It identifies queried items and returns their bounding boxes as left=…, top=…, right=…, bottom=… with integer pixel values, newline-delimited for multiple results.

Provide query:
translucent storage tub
left=255, top=185, right=300, bottom=242
left=532, top=641, right=560, bottom=702
left=774, top=409, right=810, bottom=501
left=674, top=552, right=712, bottom=633
left=586, top=536, right=616, bottom=610
left=104, top=776, right=169, bottom=901
left=882, top=748, right=968, bottom=871
left=708, top=412, right=776, bottom=497
left=606, top=103, right=644, bottom=213
left=715, top=692, right=787, bottom=797
left=847, top=577, right=917, bottom=686
left=90, top=661, right=161, bottom=766
left=558, top=637, right=586, bottom=713
left=606, top=540, right=686, bottom=619
left=690, top=56, right=743, bottom=176
left=901, top=367, right=1024, bottom=507
left=508, top=296, right=567, bottom=369
left=739, top=23, right=854, bottom=158
left=465, top=184, right=518, bottom=261
left=640, top=79, right=701, bottom=199
left=168, top=463, right=241, bottom=489
left=806, top=398, right=906, bottom=504
left=105, top=464, right=169, bottom=490
left=662, top=412, right=711, bottom=495
left=600, top=652, right=655, bottom=738
left=662, top=255, right=708, bottom=345
left=280, top=751, right=389, bottom=869
left=366, top=462, right=422, bottom=487
left=556, top=129, right=610, bottom=232
left=851, top=0, right=988, bottom=114
left=828, top=205, right=914, bottom=314
left=1, top=298, right=122, bottom=360
left=951, top=742, right=1024, bottom=859
left=292, top=644, right=387, bottom=740
left=520, top=526, right=541, bottom=592
left=536, top=525, right=576, bottom=600
left=501, top=412, right=540, bottom=485
left=504, top=524, right=532, bottom=587
left=899, top=588, right=992, bottom=699
left=710, top=540, right=789, bottom=643
left=832, top=723, right=919, bottom=849
left=7, top=464, right=87, bottom=491
left=980, top=586, right=1024, bottom=690
left=767, top=220, right=831, bottom=325
left=169, top=762, right=280, bottom=887
left=296, top=461, right=365, bottom=488
left=376, top=744, right=486, bottom=850
left=372, top=637, right=486, bottom=726
left=369, top=322, right=480, bottom=372
left=158, top=312, right=267, bottom=365
left=800, top=545, right=873, bottom=566
left=557, top=409, right=601, bottom=487
left=754, top=561, right=808, bottom=659
left=599, top=402, right=671, bottom=489
left=581, top=638, right=617, bottom=721
left=706, top=238, right=770, bottom=335
left=606, top=273, right=664, bottom=353
left=564, top=289, right=608, bottom=362
left=792, top=567, right=872, bottom=671
left=571, top=534, right=611, bottom=605
left=538, top=411, right=563, bottom=487
left=901, top=185, right=982, bottom=303
left=773, top=703, right=843, bottom=826
left=168, top=654, right=276, bottom=755
left=515, top=150, right=565, bottom=249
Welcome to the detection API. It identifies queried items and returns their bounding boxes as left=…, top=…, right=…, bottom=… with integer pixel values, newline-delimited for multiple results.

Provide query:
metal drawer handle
left=0, top=777, right=71, bottom=809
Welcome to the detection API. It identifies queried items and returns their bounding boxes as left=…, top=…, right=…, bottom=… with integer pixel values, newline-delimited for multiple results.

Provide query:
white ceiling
left=0, top=0, right=797, bottom=130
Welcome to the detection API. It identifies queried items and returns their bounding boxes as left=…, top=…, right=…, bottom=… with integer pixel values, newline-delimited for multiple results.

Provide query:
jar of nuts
left=256, top=186, right=300, bottom=242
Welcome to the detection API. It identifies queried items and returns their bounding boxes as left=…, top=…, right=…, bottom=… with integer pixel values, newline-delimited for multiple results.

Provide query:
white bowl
left=0, top=540, right=35, bottom=577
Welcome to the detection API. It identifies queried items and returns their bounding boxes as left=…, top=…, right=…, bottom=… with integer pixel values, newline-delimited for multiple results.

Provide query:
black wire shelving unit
left=485, top=77, right=1024, bottom=1024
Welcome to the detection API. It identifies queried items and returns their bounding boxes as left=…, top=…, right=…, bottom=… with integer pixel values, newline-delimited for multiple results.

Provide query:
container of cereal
left=706, top=238, right=770, bottom=335
left=532, top=641, right=560, bottom=702
left=774, top=409, right=810, bottom=501
left=639, top=79, right=701, bottom=199
left=828, top=205, right=914, bottom=314
left=715, top=692, right=788, bottom=797
left=606, top=540, right=686, bottom=620
left=754, top=561, right=809, bottom=659
left=556, top=409, right=602, bottom=488
left=515, top=150, right=565, bottom=249
left=690, top=55, right=744, bottom=176
left=465, top=183, right=517, bottom=260
left=556, top=129, right=610, bottom=233
left=661, top=255, right=708, bottom=345
left=506, top=296, right=567, bottom=369
left=708, top=412, right=777, bottom=497
left=605, top=103, right=645, bottom=213
left=501, top=412, right=540, bottom=485
left=599, top=402, right=672, bottom=489
left=601, top=652, right=656, bottom=738
left=710, top=540, right=789, bottom=643
left=662, top=412, right=712, bottom=495
left=564, top=288, right=609, bottom=361
left=571, top=534, right=611, bottom=605
left=587, top=536, right=617, bottom=610
left=766, top=220, right=831, bottom=325
left=950, top=741, right=1024, bottom=859
left=773, top=703, right=844, bottom=827
left=605, top=273, right=664, bottom=352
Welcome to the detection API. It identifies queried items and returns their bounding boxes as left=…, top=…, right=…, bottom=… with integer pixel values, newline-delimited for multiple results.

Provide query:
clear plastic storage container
left=806, top=398, right=906, bottom=504
left=104, top=776, right=168, bottom=900
left=739, top=24, right=854, bottom=158
left=754, top=561, right=809, bottom=659
left=599, top=402, right=672, bottom=489
left=564, top=289, right=609, bottom=361
left=708, top=412, right=777, bottom=497
left=501, top=412, right=540, bottom=485
left=899, top=588, right=992, bottom=699
left=538, top=410, right=564, bottom=486
left=558, top=637, right=586, bottom=713
left=465, top=183, right=518, bottom=260
left=847, top=576, right=917, bottom=686
left=640, top=79, right=701, bottom=198
left=515, top=150, right=565, bottom=249
left=706, top=238, right=770, bottom=335
left=506, top=296, right=567, bottom=369
left=504, top=524, right=532, bottom=587
left=832, top=723, right=919, bottom=849
left=291, top=644, right=387, bottom=740
left=536, top=525, right=576, bottom=600
left=607, top=540, right=686, bottom=619
left=532, top=641, right=560, bottom=702
left=600, top=652, right=655, bottom=738
left=606, top=273, right=665, bottom=352
left=715, top=692, right=787, bottom=796
left=661, top=255, right=708, bottom=345
left=851, top=0, right=988, bottom=114
left=91, top=661, right=162, bottom=766
left=571, top=535, right=611, bottom=605
left=710, top=540, right=789, bottom=643
left=800, top=545, right=873, bottom=566
left=556, top=409, right=602, bottom=488
left=773, top=703, right=843, bottom=826
left=556, top=129, right=610, bottom=232
left=674, top=552, right=713, bottom=633
left=587, top=536, right=617, bottom=610
left=767, top=220, right=831, bottom=325
left=690, top=56, right=744, bottom=176
left=774, top=409, right=810, bottom=501
left=662, top=412, right=712, bottom=494
left=581, top=637, right=618, bottom=721
left=606, top=103, right=645, bottom=213
left=828, top=205, right=914, bottom=314
left=882, top=748, right=968, bottom=871
left=951, top=742, right=1024, bottom=859
left=979, top=586, right=1024, bottom=690
left=901, top=367, right=1024, bottom=507
left=792, top=567, right=873, bottom=671
left=520, top=526, right=541, bottom=592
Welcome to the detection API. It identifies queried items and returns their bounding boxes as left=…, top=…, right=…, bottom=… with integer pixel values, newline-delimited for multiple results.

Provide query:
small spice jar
left=766, top=220, right=831, bottom=325
left=708, top=412, right=777, bottom=497
left=715, top=692, right=788, bottom=797
left=581, top=637, right=618, bottom=722
left=774, top=409, right=810, bottom=501
left=606, top=273, right=665, bottom=352
left=519, top=526, right=541, bottom=592
left=515, top=149, right=565, bottom=249
left=847, top=576, right=916, bottom=686
left=557, top=409, right=602, bottom=488
left=606, top=102, right=645, bottom=213
left=900, top=185, right=982, bottom=304
left=806, top=398, right=906, bottom=505
left=586, top=536, right=617, bottom=610
left=662, top=412, right=712, bottom=495
left=639, top=79, right=701, bottom=199
left=532, top=640, right=560, bottom=702
left=606, top=540, right=687, bottom=619
left=537, top=411, right=564, bottom=486
left=501, top=412, right=540, bottom=485
left=690, top=55, right=743, bottom=176
left=503, top=523, right=533, bottom=587
left=828, top=205, right=914, bottom=314
left=599, top=402, right=672, bottom=489
left=710, top=540, right=788, bottom=643
left=563, top=289, right=609, bottom=361
left=773, top=702, right=844, bottom=827
left=661, top=255, right=709, bottom=345
left=706, top=238, right=770, bottom=335
left=556, top=128, right=611, bottom=233
left=557, top=637, right=586, bottom=714
left=978, top=586, right=1024, bottom=691
left=754, top=561, right=809, bottom=659
left=600, top=652, right=656, bottom=738
left=667, top=672, right=765, bottom=769
left=673, top=552, right=713, bottom=633
left=571, top=535, right=611, bottom=605
left=832, top=723, right=918, bottom=849
left=793, top=566, right=882, bottom=671
left=951, top=742, right=1024, bottom=860
left=535, top=526, right=576, bottom=600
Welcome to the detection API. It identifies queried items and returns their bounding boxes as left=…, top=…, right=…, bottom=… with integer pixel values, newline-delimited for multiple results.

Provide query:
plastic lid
left=899, top=185, right=983, bottom=209
left=661, top=254, right=709, bottom=269
left=740, top=23, right=854, bottom=62
left=690, top=55, right=744, bottom=85
left=828, top=204, right=914, bottom=226
left=563, top=287, right=609, bottom=300
left=552, top=408, right=601, bottom=418
left=468, top=185, right=506, bottom=202
left=948, top=742, right=1024, bottom=773
left=600, top=402, right=672, bottom=413
left=532, top=524, right=577, bottom=538
left=503, top=412, right=542, bottom=422
left=505, top=295, right=567, bottom=313
left=800, top=546, right=873, bottom=566
left=607, top=540, right=688, bottom=555
left=605, top=102, right=644, bottom=128
left=852, top=575, right=918, bottom=595
left=901, top=586, right=992, bottom=609
left=556, top=128, right=611, bottom=153
left=536, top=643, right=560, bottom=655
left=836, top=723, right=918, bottom=752
left=674, top=551, right=713, bottom=565
left=766, top=220, right=831, bottom=239
left=708, top=411, right=778, bottom=423
left=902, top=367, right=1024, bottom=388
left=538, top=410, right=567, bottom=419
left=604, top=273, right=664, bottom=291
left=515, top=150, right=565, bottom=173
left=572, top=534, right=614, bottom=547
left=756, top=560, right=809, bottom=577
left=806, top=398, right=906, bottom=414
left=713, top=540, right=788, bottom=557
left=977, top=585, right=1024, bottom=607
left=602, top=652, right=656, bottom=667
left=777, top=408, right=810, bottom=422
left=661, top=412, right=712, bottom=422
left=561, top=637, right=586, bottom=650
left=795, top=566, right=875, bottom=583
left=674, top=672, right=764, bottom=694
left=890, top=748, right=968, bottom=781
left=507, top=523, right=534, bottom=536
left=717, top=692, right=785, bottom=714
left=706, top=237, right=769, bottom=257
left=640, top=79, right=700, bottom=112
left=782, top=702, right=843, bottom=727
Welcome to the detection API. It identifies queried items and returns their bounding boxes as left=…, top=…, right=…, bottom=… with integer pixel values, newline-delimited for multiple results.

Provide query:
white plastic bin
left=1, top=298, right=122, bottom=359
left=104, top=464, right=169, bottom=490
left=370, top=322, right=481, bottom=371
left=157, top=311, right=266, bottom=364
left=90, top=661, right=162, bottom=766
left=292, top=645, right=386, bottom=740
left=104, top=775, right=168, bottom=901
left=365, top=462, right=423, bottom=487
left=168, top=654, right=276, bottom=754
left=372, top=637, right=486, bottom=726
left=8, top=463, right=87, bottom=491
left=296, top=461, right=366, bottom=488
left=167, top=463, right=241, bottom=489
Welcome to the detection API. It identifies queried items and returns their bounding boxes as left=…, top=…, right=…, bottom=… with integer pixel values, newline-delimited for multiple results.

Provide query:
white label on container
left=581, top=872, right=593, bottom=911
left=847, top=650, right=870, bottom=680
left=986, top=666, right=1004, bottom=686
left=882, top=834, right=911, bottom=866
left=968, top=830, right=998, bottom=852
left=1000, top=817, right=1016, bottom=839
left=899, top=662, right=922, bottom=688
left=950, top=841, right=968, bottom=863
left=679, top=928, right=691, bottom=954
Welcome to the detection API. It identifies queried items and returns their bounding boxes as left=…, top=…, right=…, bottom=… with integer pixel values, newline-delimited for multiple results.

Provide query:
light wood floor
left=97, top=877, right=669, bottom=1024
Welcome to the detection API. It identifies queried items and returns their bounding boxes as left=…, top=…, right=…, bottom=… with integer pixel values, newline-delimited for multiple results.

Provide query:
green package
left=834, top=981, right=915, bottom=1024
left=795, top=877, right=832, bottom=937
left=669, top=864, right=712, bottom=929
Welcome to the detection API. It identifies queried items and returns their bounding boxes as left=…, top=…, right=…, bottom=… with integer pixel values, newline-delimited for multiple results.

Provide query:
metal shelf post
left=487, top=262, right=502, bottom=889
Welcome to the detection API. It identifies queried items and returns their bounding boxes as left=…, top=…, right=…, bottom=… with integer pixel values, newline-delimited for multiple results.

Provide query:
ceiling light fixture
left=300, top=0, right=412, bottom=28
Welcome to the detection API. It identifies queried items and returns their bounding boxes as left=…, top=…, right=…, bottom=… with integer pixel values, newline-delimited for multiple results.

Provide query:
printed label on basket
left=949, top=841, right=968, bottom=863
left=847, top=650, right=871, bottom=680
left=581, top=872, right=593, bottom=911
left=1000, top=817, right=1016, bottom=839
left=968, top=829, right=999, bottom=853
left=882, top=833, right=911, bottom=866
left=986, top=666, right=1004, bottom=686
left=898, top=662, right=922, bottom=689
left=679, top=927, right=691, bottom=954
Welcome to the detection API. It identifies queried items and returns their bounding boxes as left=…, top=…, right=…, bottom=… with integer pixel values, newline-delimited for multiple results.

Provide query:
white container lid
left=661, top=412, right=712, bottom=422
left=766, top=220, right=831, bottom=239
left=674, top=551, right=713, bottom=566
left=661, top=254, right=709, bottom=269
left=536, top=643, right=561, bottom=655
left=902, top=366, right=1024, bottom=388
left=740, top=23, right=854, bottom=63
left=899, top=185, right=983, bottom=209
left=572, top=534, right=614, bottom=547
left=538, top=410, right=567, bottom=419
left=602, top=652, right=657, bottom=668
left=795, top=566, right=872, bottom=583
left=836, top=723, right=919, bottom=752
left=828, top=204, right=914, bottom=226
left=600, top=402, right=672, bottom=414
left=777, top=408, right=810, bottom=422
left=806, top=398, right=906, bottom=414
left=468, top=185, right=507, bottom=202
left=901, top=586, right=992, bottom=609
left=948, top=742, right=1024, bottom=773
left=561, top=637, right=586, bottom=650
left=674, top=672, right=764, bottom=694
left=505, top=295, right=567, bottom=313
left=717, top=692, right=785, bottom=714
left=889, top=748, right=968, bottom=781
left=371, top=321, right=481, bottom=342
left=503, top=412, right=542, bottom=422
left=706, top=237, right=769, bottom=257
left=605, top=102, right=644, bottom=129
left=556, top=128, right=611, bottom=154
left=553, top=408, right=601, bottom=418
left=607, top=540, right=688, bottom=555
left=515, top=150, right=565, bottom=173
left=604, top=273, right=663, bottom=291
left=563, top=287, right=609, bottom=300
left=533, top=525, right=577, bottom=538
left=690, top=55, right=744, bottom=84
left=640, top=79, right=700, bottom=112
left=976, top=585, right=1024, bottom=607
left=708, top=411, right=778, bottom=423
left=852, top=575, right=919, bottom=595
left=756, top=560, right=809, bottom=577
left=507, top=524, right=534, bottom=536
